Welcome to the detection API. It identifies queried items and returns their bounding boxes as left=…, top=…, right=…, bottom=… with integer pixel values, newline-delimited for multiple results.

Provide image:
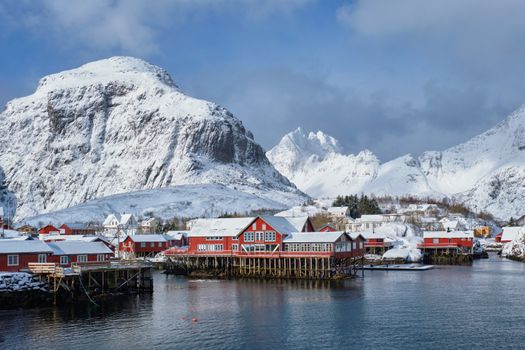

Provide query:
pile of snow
left=502, top=231, right=525, bottom=260
left=268, top=106, right=525, bottom=220
left=0, top=272, right=49, bottom=293
left=382, top=247, right=422, bottom=263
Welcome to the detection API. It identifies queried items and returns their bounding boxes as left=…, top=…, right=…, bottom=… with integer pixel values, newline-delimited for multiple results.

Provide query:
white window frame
left=38, top=254, right=47, bottom=263
left=97, top=254, right=105, bottom=262
left=255, top=232, right=264, bottom=241
left=140, top=242, right=146, bottom=248
left=244, top=232, right=254, bottom=242
left=60, top=256, right=69, bottom=265
left=232, top=244, right=238, bottom=251
left=7, top=254, right=19, bottom=266
left=77, top=255, right=88, bottom=263
left=150, top=242, right=155, bottom=248
left=433, top=238, right=439, bottom=244
left=265, top=231, right=276, bottom=242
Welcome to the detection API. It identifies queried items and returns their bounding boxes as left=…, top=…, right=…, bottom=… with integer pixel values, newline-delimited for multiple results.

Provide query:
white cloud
left=1, top=0, right=313, bottom=55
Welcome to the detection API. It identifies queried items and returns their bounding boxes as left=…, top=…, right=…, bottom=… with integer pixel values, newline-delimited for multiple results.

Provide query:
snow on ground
left=0, top=272, right=49, bottom=292
left=18, top=184, right=296, bottom=227
left=383, top=247, right=422, bottom=263
left=502, top=231, right=525, bottom=260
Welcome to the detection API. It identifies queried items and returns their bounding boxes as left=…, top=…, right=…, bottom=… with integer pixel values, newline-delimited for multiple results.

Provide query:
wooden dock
left=27, top=260, right=153, bottom=303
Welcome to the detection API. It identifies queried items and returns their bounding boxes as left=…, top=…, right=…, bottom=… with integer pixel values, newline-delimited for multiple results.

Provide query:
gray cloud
left=185, top=66, right=518, bottom=160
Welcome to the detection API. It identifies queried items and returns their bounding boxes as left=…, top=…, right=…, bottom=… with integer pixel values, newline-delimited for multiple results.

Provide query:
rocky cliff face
left=0, top=57, right=305, bottom=220
left=268, top=107, right=525, bottom=219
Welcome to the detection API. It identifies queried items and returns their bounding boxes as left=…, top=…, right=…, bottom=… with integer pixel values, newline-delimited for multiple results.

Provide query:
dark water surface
left=1, top=255, right=524, bottom=349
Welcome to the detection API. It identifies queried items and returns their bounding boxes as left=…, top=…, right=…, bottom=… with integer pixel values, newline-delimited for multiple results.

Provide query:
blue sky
left=2, top=0, right=525, bottom=160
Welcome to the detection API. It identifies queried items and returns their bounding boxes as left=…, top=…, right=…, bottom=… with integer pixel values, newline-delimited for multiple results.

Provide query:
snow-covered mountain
left=0, top=56, right=306, bottom=221
left=267, top=107, right=525, bottom=220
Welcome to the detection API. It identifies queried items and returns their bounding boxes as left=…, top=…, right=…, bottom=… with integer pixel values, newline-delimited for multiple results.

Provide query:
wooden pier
left=166, top=255, right=363, bottom=280
left=27, top=260, right=153, bottom=303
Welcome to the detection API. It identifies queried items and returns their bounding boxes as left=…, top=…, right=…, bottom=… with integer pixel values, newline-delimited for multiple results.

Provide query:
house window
left=252, top=223, right=256, bottom=230
left=60, top=256, right=69, bottom=265
left=245, top=232, right=254, bottom=242
left=97, top=254, right=105, bottom=262
left=150, top=242, right=155, bottom=248
left=77, top=255, right=88, bottom=263
left=158, top=242, right=162, bottom=247
left=232, top=244, right=238, bottom=251
left=38, top=254, right=47, bottom=263
left=265, top=231, right=276, bottom=242
left=206, top=236, right=222, bottom=241
left=141, top=242, right=146, bottom=248
left=7, top=255, right=19, bottom=266
left=262, top=224, right=267, bottom=230
left=433, top=238, right=439, bottom=244
left=255, top=232, right=264, bottom=241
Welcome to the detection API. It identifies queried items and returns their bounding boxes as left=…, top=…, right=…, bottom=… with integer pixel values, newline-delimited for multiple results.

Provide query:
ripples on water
left=1, top=255, right=524, bottom=350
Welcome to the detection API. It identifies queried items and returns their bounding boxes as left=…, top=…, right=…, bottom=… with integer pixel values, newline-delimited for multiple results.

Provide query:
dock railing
left=27, top=263, right=65, bottom=277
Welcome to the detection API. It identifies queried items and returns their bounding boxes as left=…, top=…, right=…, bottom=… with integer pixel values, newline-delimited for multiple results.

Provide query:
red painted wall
left=38, top=225, right=60, bottom=234
left=120, top=237, right=172, bottom=254
left=48, top=253, right=111, bottom=267
left=0, top=253, right=52, bottom=272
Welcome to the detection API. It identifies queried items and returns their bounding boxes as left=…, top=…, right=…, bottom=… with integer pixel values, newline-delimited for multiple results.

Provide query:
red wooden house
left=120, top=234, right=179, bottom=257
left=38, top=225, right=60, bottom=235
left=419, top=231, right=474, bottom=254
left=362, top=232, right=395, bottom=254
left=59, top=223, right=97, bottom=236
left=0, top=240, right=53, bottom=272
left=47, top=241, right=113, bottom=267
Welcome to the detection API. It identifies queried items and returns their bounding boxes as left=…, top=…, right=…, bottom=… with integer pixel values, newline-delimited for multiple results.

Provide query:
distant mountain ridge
left=0, top=56, right=307, bottom=220
left=267, top=107, right=525, bottom=220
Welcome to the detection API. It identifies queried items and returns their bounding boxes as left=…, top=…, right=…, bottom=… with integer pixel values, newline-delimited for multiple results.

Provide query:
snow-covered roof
left=2, top=229, right=21, bottom=239
left=347, top=232, right=366, bottom=241
left=421, top=217, right=438, bottom=223
left=43, top=235, right=103, bottom=243
left=120, top=213, right=136, bottom=226
left=442, top=220, right=459, bottom=229
left=47, top=241, right=112, bottom=255
left=360, top=231, right=388, bottom=239
left=189, top=217, right=255, bottom=237
left=0, top=240, right=53, bottom=254
left=126, top=234, right=168, bottom=243
left=261, top=215, right=299, bottom=235
left=165, top=231, right=188, bottom=240
left=283, top=231, right=347, bottom=243
left=501, top=227, right=524, bottom=242
left=358, top=215, right=384, bottom=222
left=141, top=218, right=158, bottom=226
left=103, top=213, right=119, bottom=226
left=281, top=216, right=309, bottom=232
left=423, top=231, right=474, bottom=239
left=0, top=207, right=3, bottom=217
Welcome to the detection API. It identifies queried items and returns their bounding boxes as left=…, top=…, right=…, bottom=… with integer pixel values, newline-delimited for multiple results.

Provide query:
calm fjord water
left=1, top=255, right=524, bottom=350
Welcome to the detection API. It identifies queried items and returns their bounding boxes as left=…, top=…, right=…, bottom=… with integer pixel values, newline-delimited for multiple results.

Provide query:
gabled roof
left=120, top=214, right=137, bottom=226
left=347, top=232, right=366, bottom=241
left=283, top=231, right=347, bottom=243
left=103, top=214, right=120, bottom=226
left=47, top=241, right=112, bottom=255
left=43, top=235, right=104, bottom=243
left=0, top=240, right=53, bottom=254
left=189, top=217, right=255, bottom=237
left=125, top=234, right=168, bottom=243
left=278, top=216, right=309, bottom=232
left=423, top=231, right=474, bottom=239
left=165, top=231, right=189, bottom=240
left=259, top=216, right=297, bottom=235
left=501, top=227, right=524, bottom=242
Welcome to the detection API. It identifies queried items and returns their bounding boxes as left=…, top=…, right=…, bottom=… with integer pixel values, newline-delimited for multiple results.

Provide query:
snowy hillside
left=0, top=57, right=306, bottom=220
left=268, top=107, right=525, bottom=220
left=19, top=184, right=294, bottom=227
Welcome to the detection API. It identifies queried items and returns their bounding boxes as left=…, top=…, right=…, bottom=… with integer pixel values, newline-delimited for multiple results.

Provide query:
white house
left=103, top=213, right=138, bottom=236
left=326, top=207, right=350, bottom=218
left=501, top=227, right=524, bottom=243
left=140, top=217, right=160, bottom=233
left=347, top=215, right=386, bottom=232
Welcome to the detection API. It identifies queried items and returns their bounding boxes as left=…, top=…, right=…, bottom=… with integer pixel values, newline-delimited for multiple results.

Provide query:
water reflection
left=1, top=255, right=524, bottom=349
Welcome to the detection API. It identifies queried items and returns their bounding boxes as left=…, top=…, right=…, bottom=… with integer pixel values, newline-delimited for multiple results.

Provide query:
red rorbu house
left=165, top=231, right=189, bottom=247
left=362, top=232, right=395, bottom=254
left=59, top=223, right=97, bottom=236
left=120, top=234, right=178, bottom=258
left=0, top=240, right=53, bottom=272
left=419, top=231, right=474, bottom=255
left=38, top=225, right=60, bottom=235
left=47, top=241, right=113, bottom=267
